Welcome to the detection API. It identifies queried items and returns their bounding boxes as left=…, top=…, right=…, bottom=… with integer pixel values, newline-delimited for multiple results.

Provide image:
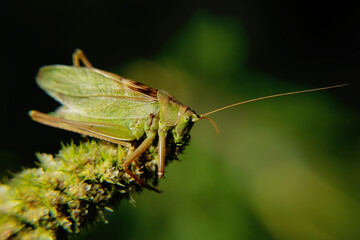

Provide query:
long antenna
left=201, top=84, right=348, bottom=117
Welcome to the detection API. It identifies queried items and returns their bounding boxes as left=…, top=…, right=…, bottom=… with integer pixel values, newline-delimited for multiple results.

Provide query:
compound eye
left=184, top=116, right=190, bottom=122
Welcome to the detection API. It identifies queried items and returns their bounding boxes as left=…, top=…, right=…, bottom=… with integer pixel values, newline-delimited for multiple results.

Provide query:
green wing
left=29, top=110, right=139, bottom=142
left=36, top=65, right=160, bottom=120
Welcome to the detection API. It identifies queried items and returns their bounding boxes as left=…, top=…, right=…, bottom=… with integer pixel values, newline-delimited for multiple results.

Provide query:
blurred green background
left=1, top=1, right=359, bottom=240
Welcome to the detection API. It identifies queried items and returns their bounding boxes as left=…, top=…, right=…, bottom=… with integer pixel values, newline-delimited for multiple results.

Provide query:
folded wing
left=37, top=66, right=160, bottom=120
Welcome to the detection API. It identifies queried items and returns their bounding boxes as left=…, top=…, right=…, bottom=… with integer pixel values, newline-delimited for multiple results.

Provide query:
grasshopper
left=29, top=49, right=346, bottom=191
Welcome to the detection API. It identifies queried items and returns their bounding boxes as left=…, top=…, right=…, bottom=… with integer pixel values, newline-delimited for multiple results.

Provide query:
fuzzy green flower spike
left=0, top=140, right=171, bottom=240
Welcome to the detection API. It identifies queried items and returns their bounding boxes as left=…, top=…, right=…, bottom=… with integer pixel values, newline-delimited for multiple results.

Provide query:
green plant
left=0, top=140, right=169, bottom=240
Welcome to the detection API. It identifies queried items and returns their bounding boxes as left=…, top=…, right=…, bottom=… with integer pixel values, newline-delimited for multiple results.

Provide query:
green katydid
left=29, top=49, right=347, bottom=190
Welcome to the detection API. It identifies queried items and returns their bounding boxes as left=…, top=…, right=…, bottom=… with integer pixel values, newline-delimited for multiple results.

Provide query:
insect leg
left=122, top=130, right=159, bottom=192
left=72, top=49, right=94, bottom=68
left=29, top=110, right=133, bottom=149
left=157, top=129, right=167, bottom=178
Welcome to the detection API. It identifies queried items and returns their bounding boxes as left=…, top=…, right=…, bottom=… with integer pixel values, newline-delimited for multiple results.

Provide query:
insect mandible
left=29, top=49, right=347, bottom=191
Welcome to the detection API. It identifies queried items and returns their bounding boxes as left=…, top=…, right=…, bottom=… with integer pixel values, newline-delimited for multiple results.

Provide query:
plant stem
left=0, top=140, right=161, bottom=240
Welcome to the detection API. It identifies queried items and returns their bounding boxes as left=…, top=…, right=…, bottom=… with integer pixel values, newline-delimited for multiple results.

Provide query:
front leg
left=157, top=128, right=167, bottom=178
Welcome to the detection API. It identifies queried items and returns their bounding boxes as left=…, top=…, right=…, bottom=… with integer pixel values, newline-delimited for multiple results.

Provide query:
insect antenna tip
left=199, top=116, right=220, bottom=134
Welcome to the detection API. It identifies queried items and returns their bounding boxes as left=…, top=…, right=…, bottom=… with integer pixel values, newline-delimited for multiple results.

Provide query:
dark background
left=1, top=1, right=359, bottom=239
left=1, top=0, right=359, bottom=168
